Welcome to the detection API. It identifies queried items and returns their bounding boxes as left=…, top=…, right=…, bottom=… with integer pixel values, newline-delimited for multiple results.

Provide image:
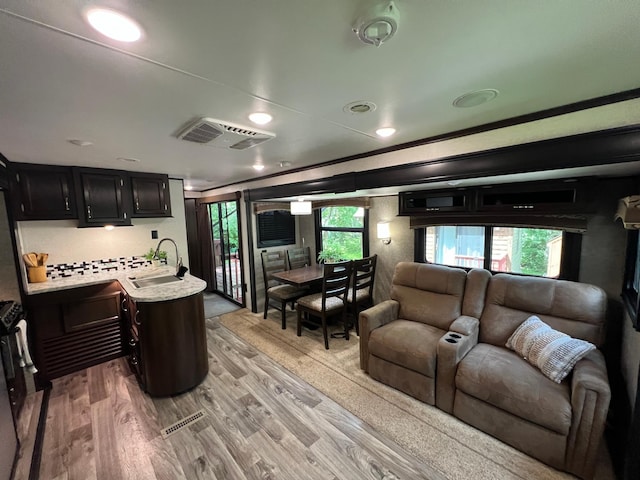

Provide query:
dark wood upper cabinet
left=475, top=180, right=589, bottom=214
left=74, top=168, right=132, bottom=227
left=399, top=189, right=472, bottom=215
left=399, top=179, right=593, bottom=217
left=10, top=164, right=77, bottom=220
left=130, top=173, right=171, bottom=217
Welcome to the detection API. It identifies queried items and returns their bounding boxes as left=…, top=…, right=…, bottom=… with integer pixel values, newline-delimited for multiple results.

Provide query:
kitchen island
left=24, top=265, right=209, bottom=396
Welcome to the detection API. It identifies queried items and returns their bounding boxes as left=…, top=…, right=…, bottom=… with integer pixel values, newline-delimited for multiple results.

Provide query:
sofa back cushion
left=480, top=273, right=607, bottom=347
left=390, top=262, right=467, bottom=330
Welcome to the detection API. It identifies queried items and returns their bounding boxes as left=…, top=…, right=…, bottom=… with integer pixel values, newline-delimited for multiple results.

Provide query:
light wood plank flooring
left=34, top=318, right=446, bottom=480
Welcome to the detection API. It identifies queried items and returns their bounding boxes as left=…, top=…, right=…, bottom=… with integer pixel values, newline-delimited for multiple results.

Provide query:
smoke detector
left=353, top=1, right=400, bottom=47
left=177, top=117, right=275, bottom=150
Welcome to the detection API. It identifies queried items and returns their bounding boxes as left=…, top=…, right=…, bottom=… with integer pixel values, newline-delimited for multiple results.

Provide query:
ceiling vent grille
left=177, top=117, right=275, bottom=150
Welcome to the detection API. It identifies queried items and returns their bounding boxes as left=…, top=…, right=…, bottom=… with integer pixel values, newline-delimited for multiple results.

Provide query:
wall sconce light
left=290, top=199, right=312, bottom=215
left=377, top=221, right=391, bottom=244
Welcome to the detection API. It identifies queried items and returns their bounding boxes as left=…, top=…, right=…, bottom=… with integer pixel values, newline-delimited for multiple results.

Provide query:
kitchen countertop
left=24, top=265, right=207, bottom=302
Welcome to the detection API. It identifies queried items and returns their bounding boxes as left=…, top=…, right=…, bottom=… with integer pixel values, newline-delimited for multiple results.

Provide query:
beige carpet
left=218, top=308, right=615, bottom=480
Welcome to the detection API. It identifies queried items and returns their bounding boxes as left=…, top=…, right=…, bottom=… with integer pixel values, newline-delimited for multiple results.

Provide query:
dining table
left=270, top=264, right=324, bottom=288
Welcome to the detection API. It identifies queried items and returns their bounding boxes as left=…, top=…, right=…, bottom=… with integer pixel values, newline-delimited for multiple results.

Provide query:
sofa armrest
left=359, top=300, right=400, bottom=372
left=435, top=316, right=479, bottom=414
left=449, top=315, right=480, bottom=337
left=566, top=349, right=611, bottom=479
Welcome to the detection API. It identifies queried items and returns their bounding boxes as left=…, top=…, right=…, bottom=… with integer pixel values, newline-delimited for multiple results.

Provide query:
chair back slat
left=352, top=255, right=377, bottom=298
left=322, top=260, right=353, bottom=308
left=287, top=246, right=311, bottom=270
left=261, top=250, right=287, bottom=288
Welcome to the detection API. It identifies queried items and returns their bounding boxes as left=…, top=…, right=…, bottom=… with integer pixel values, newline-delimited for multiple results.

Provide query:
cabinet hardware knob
left=9, top=387, right=14, bottom=392
left=64, top=196, right=70, bottom=211
left=129, top=338, right=136, bottom=347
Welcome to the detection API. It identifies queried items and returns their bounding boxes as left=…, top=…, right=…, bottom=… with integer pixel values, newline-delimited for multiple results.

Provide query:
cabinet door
left=130, top=174, right=171, bottom=217
left=11, top=164, right=77, bottom=220
left=476, top=182, right=582, bottom=213
left=399, top=189, right=471, bottom=216
left=75, top=169, right=131, bottom=226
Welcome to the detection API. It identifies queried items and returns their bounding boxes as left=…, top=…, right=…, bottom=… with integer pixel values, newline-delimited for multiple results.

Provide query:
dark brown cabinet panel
left=130, top=173, right=171, bottom=217
left=10, top=164, right=77, bottom=220
left=75, top=169, right=132, bottom=226
left=27, top=282, right=125, bottom=386
left=124, top=293, right=207, bottom=396
left=476, top=180, right=587, bottom=213
left=399, top=189, right=471, bottom=215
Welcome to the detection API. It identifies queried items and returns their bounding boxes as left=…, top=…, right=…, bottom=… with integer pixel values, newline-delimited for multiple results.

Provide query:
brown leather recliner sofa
left=359, top=262, right=610, bottom=479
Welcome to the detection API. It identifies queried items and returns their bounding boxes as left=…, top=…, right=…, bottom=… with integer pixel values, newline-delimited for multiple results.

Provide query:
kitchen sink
left=129, top=275, right=183, bottom=289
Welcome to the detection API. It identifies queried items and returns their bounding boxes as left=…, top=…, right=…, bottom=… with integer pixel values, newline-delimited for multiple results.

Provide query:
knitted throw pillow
left=506, top=316, right=595, bottom=383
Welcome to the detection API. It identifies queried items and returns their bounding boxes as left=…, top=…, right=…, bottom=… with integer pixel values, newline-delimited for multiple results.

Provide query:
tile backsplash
left=46, top=256, right=168, bottom=280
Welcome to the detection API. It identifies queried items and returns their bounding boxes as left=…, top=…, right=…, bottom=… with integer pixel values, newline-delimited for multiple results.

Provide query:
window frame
left=314, top=207, right=370, bottom=260
left=622, top=229, right=640, bottom=331
left=415, top=225, right=581, bottom=281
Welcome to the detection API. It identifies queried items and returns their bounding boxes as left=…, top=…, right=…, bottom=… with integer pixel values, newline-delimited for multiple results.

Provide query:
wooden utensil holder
left=27, top=266, right=47, bottom=283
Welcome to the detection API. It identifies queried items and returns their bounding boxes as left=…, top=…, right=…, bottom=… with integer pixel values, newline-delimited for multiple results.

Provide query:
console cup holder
left=445, top=332, right=462, bottom=344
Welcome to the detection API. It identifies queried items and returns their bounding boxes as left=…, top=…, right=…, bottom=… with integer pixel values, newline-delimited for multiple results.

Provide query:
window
left=257, top=210, right=295, bottom=248
left=622, top=230, right=640, bottom=331
left=315, top=206, right=369, bottom=261
left=423, top=225, right=572, bottom=278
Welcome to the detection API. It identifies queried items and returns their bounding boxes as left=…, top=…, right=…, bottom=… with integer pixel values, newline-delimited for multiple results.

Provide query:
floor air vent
left=177, top=117, right=275, bottom=150
left=161, top=410, right=206, bottom=439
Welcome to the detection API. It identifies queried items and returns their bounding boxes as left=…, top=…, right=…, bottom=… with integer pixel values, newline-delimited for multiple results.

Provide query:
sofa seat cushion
left=368, top=319, right=444, bottom=377
left=456, top=343, right=572, bottom=435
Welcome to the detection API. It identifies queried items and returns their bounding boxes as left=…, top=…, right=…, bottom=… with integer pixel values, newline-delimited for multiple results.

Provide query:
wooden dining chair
left=286, top=246, right=311, bottom=270
left=347, top=254, right=378, bottom=336
left=296, top=260, right=353, bottom=349
left=261, top=250, right=308, bottom=329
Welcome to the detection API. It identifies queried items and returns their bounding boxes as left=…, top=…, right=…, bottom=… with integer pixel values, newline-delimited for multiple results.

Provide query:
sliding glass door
left=208, top=200, right=243, bottom=304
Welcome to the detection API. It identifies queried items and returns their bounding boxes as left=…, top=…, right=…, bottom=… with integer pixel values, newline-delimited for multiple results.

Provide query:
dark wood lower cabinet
left=124, top=292, right=208, bottom=396
left=27, top=282, right=125, bottom=387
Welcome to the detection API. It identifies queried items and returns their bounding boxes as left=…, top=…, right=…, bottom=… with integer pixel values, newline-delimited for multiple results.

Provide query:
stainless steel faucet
left=154, top=238, right=187, bottom=277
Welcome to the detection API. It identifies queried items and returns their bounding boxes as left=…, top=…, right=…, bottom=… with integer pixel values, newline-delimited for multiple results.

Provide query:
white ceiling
left=1, top=1, right=640, bottom=192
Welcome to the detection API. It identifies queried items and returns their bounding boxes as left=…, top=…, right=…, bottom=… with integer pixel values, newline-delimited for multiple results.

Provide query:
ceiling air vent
left=177, top=117, right=275, bottom=150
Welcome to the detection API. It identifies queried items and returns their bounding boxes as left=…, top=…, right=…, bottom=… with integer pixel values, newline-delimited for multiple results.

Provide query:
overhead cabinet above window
left=399, top=179, right=593, bottom=217
left=9, top=163, right=172, bottom=225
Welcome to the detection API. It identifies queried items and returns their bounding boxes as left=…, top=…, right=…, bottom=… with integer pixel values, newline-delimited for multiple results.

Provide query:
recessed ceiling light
left=376, top=127, right=396, bottom=138
left=248, top=112, right=273, bottom=125
left=253, top=164, right=265, bottom=171
left=343, top=101, right=377, bottom=114
left=184, top=185, right=194, bottom=191
left=453, top=89, right=499, bottom=108
left=85, top=8, right=143, bottom=42
left=117, top=157, right=141, bottom=163
left=68, top=139, right=93, bottom=147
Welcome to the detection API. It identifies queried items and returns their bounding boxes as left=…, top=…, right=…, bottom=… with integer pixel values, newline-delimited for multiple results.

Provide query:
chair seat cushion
left=268, top=284, right=307, bottom=301
left=456, top=343, right=572, bottom=435
left=297, top=292, right=345, bottom=312
left=368, top=320, right=443, bottom=377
